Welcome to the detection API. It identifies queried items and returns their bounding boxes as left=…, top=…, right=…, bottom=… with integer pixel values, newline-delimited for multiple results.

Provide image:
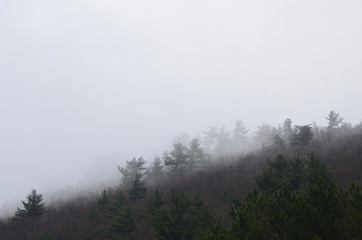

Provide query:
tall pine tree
left=15, top=189, right=46, bottom=219
left=163, top=143, right=188, bottom=177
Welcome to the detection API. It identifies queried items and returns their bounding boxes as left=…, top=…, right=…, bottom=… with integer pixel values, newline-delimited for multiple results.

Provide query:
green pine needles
left=15, top=189, right=46, bottom=219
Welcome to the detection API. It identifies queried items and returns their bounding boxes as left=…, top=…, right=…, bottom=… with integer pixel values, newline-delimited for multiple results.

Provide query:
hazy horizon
left=1, top=0, right=361, bottom=216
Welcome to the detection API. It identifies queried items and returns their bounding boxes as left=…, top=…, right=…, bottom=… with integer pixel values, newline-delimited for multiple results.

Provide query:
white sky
left=0, top=0, right=361, bottom=215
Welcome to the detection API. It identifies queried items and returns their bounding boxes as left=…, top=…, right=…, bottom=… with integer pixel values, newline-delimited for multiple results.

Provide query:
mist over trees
left=1, top=111, right=362, bottom=240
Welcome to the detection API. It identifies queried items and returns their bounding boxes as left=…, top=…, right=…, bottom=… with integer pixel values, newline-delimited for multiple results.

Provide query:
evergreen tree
left=229, top=181, right=362, bottom=240
left=127, top=172, right=147, bottom=201
left=202, top=126, right=218, bottom=153
left=187, top=138, right=209, bottom=171
left=301, top=180, right=341, bottom=240
left=150, top=191, right=213, bottom=240
left=190, top=196, right=215, bottom=233
left=326, top=110, right=344, bottom=129
left=96, top=190, right=111, bottom=210
left=15, top=189, right=46, bottom=219
left=163, top=143, right=188, bottom=177
left=231, top=120, right=249, bottom=151
left=147, top=189, right=165, bottom=216
left=214, top=126, right=231, bottom=155
left=305, top=152, right=332, bottom=185
left=145, top=157, right=164, bottom=184
left=339, top=184, right=362, bottom=239
left=256, top=155, right=305, bottom=192
left=200, top=221, right=235, bottom=240
left=83, top=190, right=113, bottom=239
left=110, top=193, right=136, bottom=236
left=253, top=123, right=277, bottom=148
left=281, top=118, right=293, bottom=143
left=289, top=125, right=313, bottom=146
left=118, top=157, right=147, bottom=187
left=272, top=134, right=286, bottom=151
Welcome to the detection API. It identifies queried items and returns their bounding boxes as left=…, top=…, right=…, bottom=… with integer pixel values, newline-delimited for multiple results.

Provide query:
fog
left=0, top=0, right=361, bottom=216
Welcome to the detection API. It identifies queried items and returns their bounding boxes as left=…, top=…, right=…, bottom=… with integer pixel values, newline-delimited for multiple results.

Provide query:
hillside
left=1, top=118, right=362, bottom=240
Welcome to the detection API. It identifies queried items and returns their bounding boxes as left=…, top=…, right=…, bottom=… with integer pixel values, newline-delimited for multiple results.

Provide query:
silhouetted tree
left=15, top=189, right=46, bottom=219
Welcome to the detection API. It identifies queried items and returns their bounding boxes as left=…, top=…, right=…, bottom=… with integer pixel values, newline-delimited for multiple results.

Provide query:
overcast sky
left=0, top=0, right=361, bottom=215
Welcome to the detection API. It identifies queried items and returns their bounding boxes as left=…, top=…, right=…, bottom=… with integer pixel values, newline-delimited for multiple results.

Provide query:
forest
left=0, top=111, right=361, bottom=240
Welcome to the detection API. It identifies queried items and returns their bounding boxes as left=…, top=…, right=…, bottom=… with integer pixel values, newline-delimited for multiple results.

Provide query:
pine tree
left=281, top=118, right=293, bottom=143
left=302, top=180, right=341, bottom=240
left=150, top=191, right=213, bottom=240
left=147, top=189, right=165, bottom=216
left=229, top=120, right=249, bottom=153
left=214, top=126, right=231, bottom=155
left=96, top=190, right=111, bottom=210
left=233, top=121, right=249, bottom=142
left=326, top=110, right=344, bottom=129
left=127, top=172, right=147, bottom=201
left=118, top=157, right=147, bottom=187
left=340, top=184, right=362, bottom=239
left=256, top=155, right=305, bottom=192
left=202, top=126, right=218, bottom=153
left=110, top=193, right=136, bottom=236
left=146, top=157, right=164, bottom=184
left=289, top=125, right=313, bottom=146
left=305, top=152, right=332, bottom=185
left=253, top=124, right=277, bottom=148
left=200, top=221, right=235, bottom=240
left=163, top=143, right=188, bottom=177
left=272, top=134, right=286, bottom=151
left=83, top=190, right=113, bottom=239
left=187, top=138, right=208, bottom=171
left=15, top=189, right=46, bottom=219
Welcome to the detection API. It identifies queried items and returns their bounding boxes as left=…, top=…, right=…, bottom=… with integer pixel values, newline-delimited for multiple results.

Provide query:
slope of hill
left=1, top=121, right=361, bottom=240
